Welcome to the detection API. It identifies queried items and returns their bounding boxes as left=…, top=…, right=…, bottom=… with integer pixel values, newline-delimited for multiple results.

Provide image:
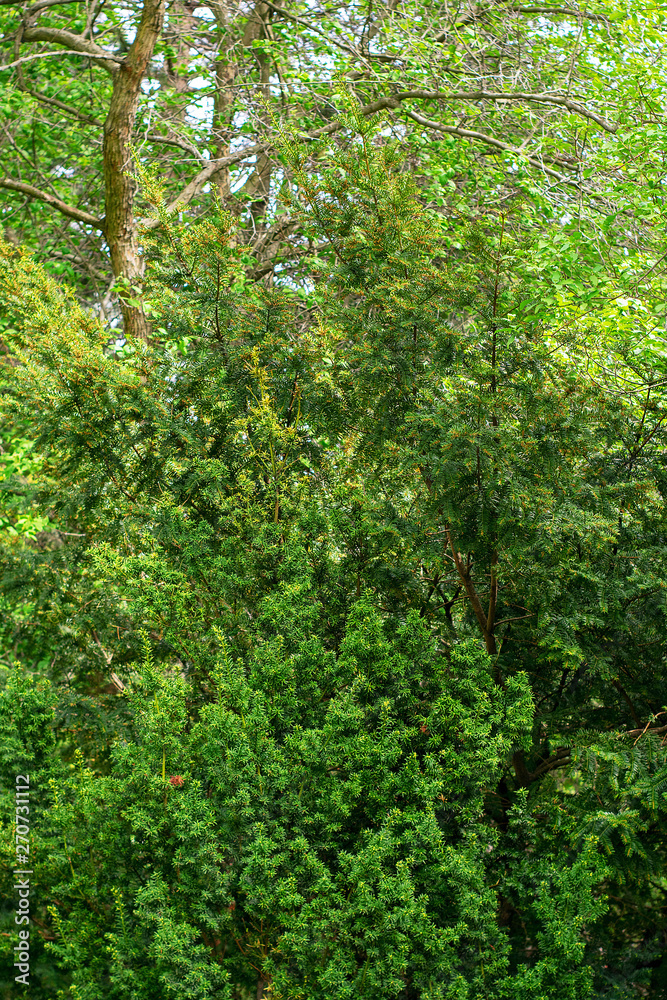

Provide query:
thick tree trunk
left=103, top=0, right=166, bottom=342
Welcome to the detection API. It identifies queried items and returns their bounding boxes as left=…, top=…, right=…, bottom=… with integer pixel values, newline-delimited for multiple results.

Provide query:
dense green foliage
left=3, top=0, right=667, bottom=991
left=1, top=116, right=666, bottom=998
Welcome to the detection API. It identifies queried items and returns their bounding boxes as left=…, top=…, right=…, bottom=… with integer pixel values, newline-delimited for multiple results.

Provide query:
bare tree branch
left=508, top=6, right=608, bottom=19
left=140, top=130, right=207, bottom=160
left=434, top=4, right=608, bottom=37
left=16, top=85, right=105, bottom=126
left=49, top=249, right=108, bottom=281
left=0, top=0, right=82, bottom=8
left=404, top=110, right=571, bottom=180
left=529, top=747, right=572, bottom=780
left=0, top=48, right=123, bottom=71
left=261, top=0, right=369, bottom=66
left=143, top=143, right=266, bottom=227
left=20, top=26, right=120, bottom=73
left=0, top=177, right=103, bottom=228
left=395, top=89, right=618, bottom=133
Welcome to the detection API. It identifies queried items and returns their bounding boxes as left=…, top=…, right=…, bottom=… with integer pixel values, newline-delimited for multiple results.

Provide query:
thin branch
left=251, top=215, right=296, bottom=253
left=0, top=177, right=103, bottom=228
left=144, top=130, right=207, bottom=159
left=16, top=85, right=104, bottom=126
left=404, top=110, right=573, bottom=181
left=19, top=25, right=120, bottom=73
left=624, top=724, right=667, bottom=738
left=506, top=5, right=607, bottom=19
left=262, top=0, right=368, bottom=65
left=1, top=49, right=122, bottom=72
left=623, top=712, right=667, bottom=741
left=20, top=85, right=206, bottom=158
left=530, top=747, right=572, bottom=780
left=0, top=0, right=82, bottom=8
left=48, top=249, right=108, bottom=281
left=395, top=88, right=617, bottom=133
left=434, top=4, right=608, bottom=36
left=142, top=142, right=269, bottom=227
left=495, top=612, right=535, bottom=627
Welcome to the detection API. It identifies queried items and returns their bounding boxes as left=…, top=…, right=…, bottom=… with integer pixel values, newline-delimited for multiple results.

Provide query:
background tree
left=2, top=0, right=667, bottom=336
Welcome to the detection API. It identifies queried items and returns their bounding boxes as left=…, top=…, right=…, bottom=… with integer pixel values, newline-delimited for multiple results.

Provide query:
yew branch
left=447, top=530, right=497, bottom=656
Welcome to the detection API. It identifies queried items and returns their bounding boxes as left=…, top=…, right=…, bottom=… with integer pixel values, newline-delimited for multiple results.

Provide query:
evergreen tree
left=1, top=120, right=666, bottom=998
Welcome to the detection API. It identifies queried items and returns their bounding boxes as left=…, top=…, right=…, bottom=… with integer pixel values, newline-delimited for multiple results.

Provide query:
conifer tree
left=1, top=119, right=666, bottom=998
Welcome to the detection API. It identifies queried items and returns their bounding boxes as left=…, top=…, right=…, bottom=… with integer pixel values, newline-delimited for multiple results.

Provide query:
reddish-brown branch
left=447, top=529, right=497, bottom=656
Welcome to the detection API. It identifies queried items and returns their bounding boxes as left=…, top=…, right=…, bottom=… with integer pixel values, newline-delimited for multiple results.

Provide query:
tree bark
left=447, top=532, right=498, bottom=656
left=240, top=1, right=272, bottom=232
left=103, top=0, right=166, bottom=342
left=209, top=0, right=239, bottom=202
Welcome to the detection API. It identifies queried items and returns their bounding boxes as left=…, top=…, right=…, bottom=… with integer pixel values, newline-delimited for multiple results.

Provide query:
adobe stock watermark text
left=14, top=774, right=31, bottom=987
